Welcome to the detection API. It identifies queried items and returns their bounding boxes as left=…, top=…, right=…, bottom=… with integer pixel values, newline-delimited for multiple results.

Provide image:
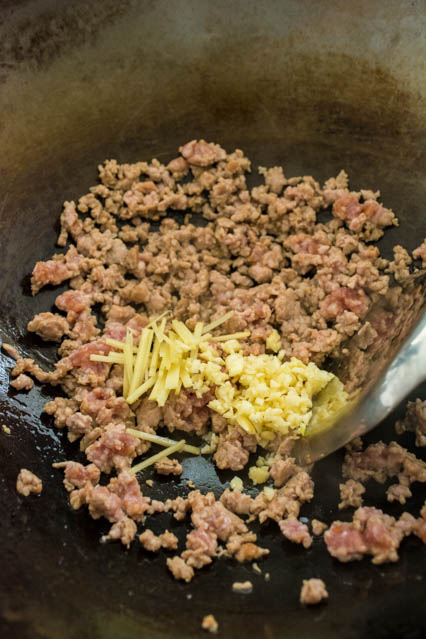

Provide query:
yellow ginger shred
left=130, top=440, right=185, bottom=474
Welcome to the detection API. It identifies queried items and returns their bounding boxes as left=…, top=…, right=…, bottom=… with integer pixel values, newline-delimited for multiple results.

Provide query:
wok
left=0, top=1, right=425, bottom=638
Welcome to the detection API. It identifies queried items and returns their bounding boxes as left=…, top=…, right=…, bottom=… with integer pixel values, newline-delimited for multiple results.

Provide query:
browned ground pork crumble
left=300, top=578, right=328, bottom=605
left=5, top=140, right=425, bottom=597
left=16, top=469, right=43, bottom=496
left=201, top=614, right=219, bottom=634
left=232, top=580, right=253, bottom=593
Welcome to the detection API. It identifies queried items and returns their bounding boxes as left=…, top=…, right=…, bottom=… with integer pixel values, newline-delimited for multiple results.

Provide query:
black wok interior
left=0, top=1, right=425, bottom=638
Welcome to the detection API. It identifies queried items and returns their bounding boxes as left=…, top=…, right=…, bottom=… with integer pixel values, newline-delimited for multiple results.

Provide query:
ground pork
left=135, top=398, right=163, bottom=431
left=85, top=424, right=140, bottom=472
left=342, top=441, right=426, bottom=488
left=413, top=239, right=426, bottom=266
left=396, top=399, right=426, bottom=447
left=155, top=458, right=182, bottom=476
left=338, top=479, right=366, bottom=509
left=11, top=140, right=425, bottom=587
left=27, top=312, right=70, bottom=341
left=214, top=427, right=257, bottom=471
left=16, top=469, right=42, bottom=496
left=10, top=374, right=34, bottom=391
left=279, top=518, right=312, bottom=548
left=324, top=506, right=423, bottom=564
left=234, top=541, right=270, bottom=563
left=103, top=517, right=137, bottom=547
left=163, top=391, right=211, bottom=436
left=270, top=457, right=299, bottom=487
left=220, top=488, right=253, bottom=516
left=166, top=556, right=194, bottom=582
left=232, top=580, right=253, bottom=593
left=311, top=519, right=327, bottom=535
left=139, top=529, right=178, bottom=551
left=300, top=578, right=328, bottom=605
left=188, top=490, right=247, bottom=541
left=52, top=461, right=100, bottom=491
left=251, top=471, right=314, bottom=523
left=201, top=614, right=219, bottom=634
left=2, top=342, right=20, bottom=360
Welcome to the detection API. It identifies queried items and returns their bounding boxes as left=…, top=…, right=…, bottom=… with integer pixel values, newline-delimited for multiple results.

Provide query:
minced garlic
left=263, top=486, right=275, bottom=501
left=249, top=465, right=270, bottom=485
left=229, top=476, right=244, bottom=491
left=265, top=329, right=281, bottom=353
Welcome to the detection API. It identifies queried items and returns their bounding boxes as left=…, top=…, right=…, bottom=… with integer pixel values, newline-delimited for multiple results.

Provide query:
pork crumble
left=5, top=140, right=425, bottom=596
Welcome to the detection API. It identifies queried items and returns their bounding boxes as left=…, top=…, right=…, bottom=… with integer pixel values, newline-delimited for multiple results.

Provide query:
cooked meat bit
left=225, top=531, right=257, bottom=556
left=166, top=556, right=194, bottom=583
left=332, top=193, right=396, bottom=238
left=103, top=517, right=137, bottom=548
left=52, top=461, right=100, bottom=491
left=343, top=441, right=416, bottom=484
left=167, top=157, right=189, bottom=178
left=338, top=479, right=366, bottom=509
left=78, top=386, right=130, bottom=426
left=201, top=614, right=219, bottom=634
left=343, top=441, right=426, bottom=508
left=108, top=470, right=151, bottom=521
left=139, top=529, right=178, bottom=551
left=166, top=496, right=191, bottom=521
left=213, top=427, right=257, bottom=471
left=135, top=398, right=163, bottom=431
left=181, top=528, right=218, bottom=569
left=258, top=165, right=287, bottom=194
left=31, top=258, right=76, bottom=294
left=387, top=245, right=412, bottom=281
left=1, top=342, right=19, bottom=360
left=386, top=483, right=412, bottom=505
left=320, top=287, right=369, bottom=321
left=189, top=490, right=247, bottom=542
left=10, top=374, right=34, bottom=391
left=324, top=506, right=421, bottom=565
left=416, top=503, right=426, bottom=543
left=396, top=399, right=426, bottom=447
left=311, top=519, right=328, bottom=535
left=27, top=312, right=69, bottom=342
left=232, top=580, right=253, bottom=593
left=154, top=458, right=182, bottom=476
left=65, top=412, right=93, bottom=442
left=85, top=423, right=140, bottom=473
left=11, top=356, right=73, bottom=386
left=44, top=396, right=79, bottom=428
left=300, top=578, right=328, bottom=605
left=163, top=390, right=211, bottom=437
left=234, top=541, right=269, bottom=563
left=220, top=488, right=253, bottom=516
left=57, top=200, right=84, bottom=246
left=270, top=457, right=299, bottom=488
left=70, top=483, right=123, bottom=520
left=16, top=469, right=42, bottom=496
left=279, top=518, right=312, bottom=549
left=70, top=470, right=151, bottom=528
left=251, top=471, right=314, bottom=523
left=413, top=239, right=426, bottom=266
left=180, top=140, right=226, bottom=167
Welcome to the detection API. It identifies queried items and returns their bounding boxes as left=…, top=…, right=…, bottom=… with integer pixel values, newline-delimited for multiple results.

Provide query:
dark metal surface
left=0, top=1, right=425, bottom=638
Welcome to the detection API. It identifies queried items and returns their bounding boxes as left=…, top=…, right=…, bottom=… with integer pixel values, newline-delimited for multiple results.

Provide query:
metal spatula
left=294, top=271, right=426, bottom=465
